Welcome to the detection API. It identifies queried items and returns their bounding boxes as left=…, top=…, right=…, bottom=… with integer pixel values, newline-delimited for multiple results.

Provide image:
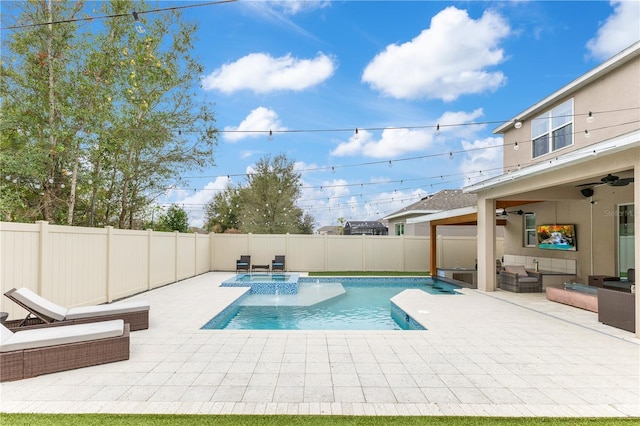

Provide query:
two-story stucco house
left=465, top=41, right=639, bottom=335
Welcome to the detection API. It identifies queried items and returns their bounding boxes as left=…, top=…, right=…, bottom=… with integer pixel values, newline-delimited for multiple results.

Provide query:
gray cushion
left=505, top=265, right=528, bottom=278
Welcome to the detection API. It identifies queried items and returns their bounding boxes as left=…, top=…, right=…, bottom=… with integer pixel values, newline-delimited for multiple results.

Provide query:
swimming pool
left=203, top=277, right=460, bottom=331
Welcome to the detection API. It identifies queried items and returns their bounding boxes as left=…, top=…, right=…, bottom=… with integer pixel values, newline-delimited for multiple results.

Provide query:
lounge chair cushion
left=11, top=287, right=68, bottom=321
left=10, top=287, right=151, bottom=322
left=0, top=325, right=13, bottom=344
left=505, top=265, right=529, bottom=278
left=0, top=320, right=124, bottom=352
left=65, top=300, right=150, bottom=320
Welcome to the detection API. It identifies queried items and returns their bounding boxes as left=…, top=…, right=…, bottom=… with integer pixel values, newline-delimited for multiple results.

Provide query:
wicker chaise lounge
left=4, top=287, right=150, bottom=331
left=0, top=319, right=130, bottom=382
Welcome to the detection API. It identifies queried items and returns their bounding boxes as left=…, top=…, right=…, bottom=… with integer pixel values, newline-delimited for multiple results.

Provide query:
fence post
left=105, top=226, right=114, bottom=302
left=147, top=229, right=153, bottom=290
left=194, top=233, right=198, bottom=276
left=209, top=232, right=215, bottom=272
left=174, top=231, right=179, bottom=283
left=36, top=220, right=48, bottom=295
left=361, top=234, right=366, bottom=271
left=401, top=234, right=406, bottom=272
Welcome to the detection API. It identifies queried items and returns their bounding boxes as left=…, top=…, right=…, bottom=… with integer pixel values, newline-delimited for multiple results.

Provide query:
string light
left=354, top=128, right=359, bottom=140
left=586, top=111, right=594, bottom=123
left=513, top=141, right=519, bottom=151
left=268, top=129, right=273, bottom=142
left=0, top=0, right=239, bottom=31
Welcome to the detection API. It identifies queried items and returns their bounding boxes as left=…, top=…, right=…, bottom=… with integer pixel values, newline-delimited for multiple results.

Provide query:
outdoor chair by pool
left=272, top=255, right=286, bottom=272
left=4, top=287, right=149, bottom=331
left=499, top=265, right=543, bottom=293
left=0, top=319, right=130, bottom=382
left=236, top=255, right=251, bottom=272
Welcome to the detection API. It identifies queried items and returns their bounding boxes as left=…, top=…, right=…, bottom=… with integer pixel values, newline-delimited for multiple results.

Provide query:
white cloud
left=459, top=137, right=504, bottom=186
left=333, top=128, right=435, bottom=159
left=202, top=52, right=336, bottom=94
left=223, top=107, right=287, bottom=142
left=297, top=177, right=425, bottom=228
left=167, top=176, right=232, bottom=228
left=586, top=0, right=640, bottom=60
left=330, top=109, right=486, bottom=158
left=362, top=6, right=510, bottom=101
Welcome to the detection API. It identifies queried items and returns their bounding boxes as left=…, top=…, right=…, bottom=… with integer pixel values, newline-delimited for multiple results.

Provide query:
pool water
left=203, top=278, right=460, bottom=330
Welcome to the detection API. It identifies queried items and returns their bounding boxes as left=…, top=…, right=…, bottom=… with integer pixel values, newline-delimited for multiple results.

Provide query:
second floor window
left=531, top=99, right=573, bottom=158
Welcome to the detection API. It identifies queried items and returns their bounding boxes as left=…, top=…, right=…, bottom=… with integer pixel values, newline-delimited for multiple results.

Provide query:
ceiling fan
left=577, top=173, right=635, bottom=187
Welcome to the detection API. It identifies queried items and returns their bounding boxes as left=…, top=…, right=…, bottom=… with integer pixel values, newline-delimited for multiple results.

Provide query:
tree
left=0, top=0, right=217, bottom=228
left=156, top=204, right=189, bottom=233
left=204, top=184, right=242, bottom=232
left=204, top=154, right=315, bottom=234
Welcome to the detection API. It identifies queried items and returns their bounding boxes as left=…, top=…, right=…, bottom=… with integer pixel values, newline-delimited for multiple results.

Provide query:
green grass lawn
left=308, top=271, right=431, bottom=277
left=1, top=414, right=637, bottom=425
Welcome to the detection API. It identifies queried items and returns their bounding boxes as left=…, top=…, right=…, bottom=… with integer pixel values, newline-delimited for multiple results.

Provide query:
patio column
left=635, top=165, right=639, bottom=338
left=477, top=197, right=497, bottom=292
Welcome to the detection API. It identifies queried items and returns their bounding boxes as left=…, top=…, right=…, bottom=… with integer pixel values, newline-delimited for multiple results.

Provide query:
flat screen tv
left=537, top=224, right=576, bottom=251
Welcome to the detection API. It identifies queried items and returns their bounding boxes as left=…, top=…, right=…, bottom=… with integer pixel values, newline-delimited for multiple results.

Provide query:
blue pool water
left=203, top=277, right=460, bottom=331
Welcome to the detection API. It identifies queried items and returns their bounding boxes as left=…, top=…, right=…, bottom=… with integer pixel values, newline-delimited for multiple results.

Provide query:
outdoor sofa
left=4, top=287, right=150, bottom=331
left=499, top=265, right=543, bottom=293
left=0, top=319, right=130, bottom=382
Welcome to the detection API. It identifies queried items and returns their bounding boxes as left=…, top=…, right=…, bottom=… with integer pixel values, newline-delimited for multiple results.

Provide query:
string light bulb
left=268, top=129, right=273, bottom=142
left=449, top=152, right=453, bottom=160
left=435, top=124, right=440, bottom=136
left=513, top=141, right=519, bottom=151
left=584, top=129, right=590, bottom=138
left=354, top=128, right=359, bottom=140
left=514, top=119, right=522, bottom=129
left=586, top=111, right=594, bottom=123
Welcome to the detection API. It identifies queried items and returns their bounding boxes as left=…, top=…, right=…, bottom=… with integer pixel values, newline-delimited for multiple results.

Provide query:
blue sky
left=154, top=1, right=639, bottom=228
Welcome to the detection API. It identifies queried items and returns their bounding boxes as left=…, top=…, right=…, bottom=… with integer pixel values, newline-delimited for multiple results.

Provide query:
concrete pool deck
left=1, top=272, right=638, bottom=417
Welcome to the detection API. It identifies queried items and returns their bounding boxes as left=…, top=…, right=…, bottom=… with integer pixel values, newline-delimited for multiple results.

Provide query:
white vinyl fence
left=1, top=221, right=499, bottom=320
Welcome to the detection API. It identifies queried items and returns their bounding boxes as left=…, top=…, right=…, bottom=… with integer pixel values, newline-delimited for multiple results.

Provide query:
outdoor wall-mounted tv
left=537, top=224, right=577, bottom=251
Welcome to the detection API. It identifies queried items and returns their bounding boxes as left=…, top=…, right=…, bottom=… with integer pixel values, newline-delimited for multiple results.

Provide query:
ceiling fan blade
left=610, top=177, right=634, bottom=186
left=576, top=182, right=602, bottom=187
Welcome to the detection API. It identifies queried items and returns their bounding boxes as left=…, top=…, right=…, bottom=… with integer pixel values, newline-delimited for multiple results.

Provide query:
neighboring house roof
left=383, top=189, right=477, bottom=221
left=316, top=225, right=340, bottom=235
left=344, top=220, right=387, bottom=229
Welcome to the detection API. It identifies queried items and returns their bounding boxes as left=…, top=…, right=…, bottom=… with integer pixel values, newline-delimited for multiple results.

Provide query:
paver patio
left=1, top=272, right=638, bottom=417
